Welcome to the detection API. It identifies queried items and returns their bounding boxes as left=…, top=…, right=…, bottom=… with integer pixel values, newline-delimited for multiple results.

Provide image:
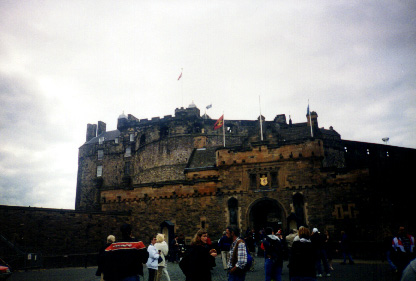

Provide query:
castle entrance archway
left=248, top=198, right=285, bottom=232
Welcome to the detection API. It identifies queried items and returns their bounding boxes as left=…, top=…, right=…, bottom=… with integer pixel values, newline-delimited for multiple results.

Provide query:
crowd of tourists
left=95, top=223, right=415, bottom=281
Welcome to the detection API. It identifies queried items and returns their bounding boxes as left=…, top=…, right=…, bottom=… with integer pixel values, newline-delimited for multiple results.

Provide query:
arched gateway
left=247, top=198, right=287, bottom=232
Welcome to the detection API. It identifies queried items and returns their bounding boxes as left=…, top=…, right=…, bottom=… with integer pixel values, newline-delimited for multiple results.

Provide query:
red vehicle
left=0, top=258, right=12, bottom=280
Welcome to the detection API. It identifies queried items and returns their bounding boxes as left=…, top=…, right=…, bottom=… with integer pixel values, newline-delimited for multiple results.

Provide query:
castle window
left=99, top=137, right=104, bottom=145
left=228, top=198, right=238, bottom=225
left=115, top=137, right=119, bottom=144
left=125, top=146, right=131, bottom=157
left=140, top=134, right=146, bottom=147
left=250, top=174, right=257, bottom=188
left=124, top=162, right=131, bottom=175
left=130, top=133, right=135, bottom=142
left=98, top=150, right=103, bottom=160
left=271, top=171, right=278, bottom=187
left=97, top=165, right=103, bottom=177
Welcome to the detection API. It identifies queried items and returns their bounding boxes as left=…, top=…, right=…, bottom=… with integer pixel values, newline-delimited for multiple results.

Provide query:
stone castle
left=75, top=103, right=416, bottom=245
left=1, top=103, right=415, bottom=268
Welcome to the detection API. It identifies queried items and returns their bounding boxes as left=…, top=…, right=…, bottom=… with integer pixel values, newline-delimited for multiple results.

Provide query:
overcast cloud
left=0, top=0, right=415, bottom=209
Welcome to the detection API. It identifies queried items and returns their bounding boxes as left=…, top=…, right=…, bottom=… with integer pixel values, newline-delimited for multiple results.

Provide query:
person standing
left=154, top=233, right=170, bottom=281
left=288, top=226, right=317, bottom=281
left=146, top=236, right=159, bottom=281
left=286, top=229, right=298, bottom=260
left=103, top=223, right=149, bottom=281
left=392, top=226, right=415, bottom=278
left=339, top=230, right=354, bottom=265
left=96, top=235, right=115, bottom=281
left=311, top=228, right=330, bottom=277
left=263, top=227, right=283, bottom=281
left=323, top=230, right=334, bottom=271
left=218, top=231, right=232, bottom=270
left=169, top=235, right=180, bottom=263
left=188, top=229, right=217, bottom=281
left=226, top=225, right=248, bottom=281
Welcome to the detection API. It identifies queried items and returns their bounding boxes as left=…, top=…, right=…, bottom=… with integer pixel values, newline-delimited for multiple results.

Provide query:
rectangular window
left=98, top=150, right=103, bottom=160
left=130, top=133, right=134, bottom=142
left=125, top=146, right=131, bottom=157
left=99, top=137, right=104, bottom=145
left=250, top=174, right=257, bottom=188
left=124, top=162, right=131, bottom=175
left=271, top=171, right=278, bottom=187
left=115, top=137, right=119, bottom=144
left=97, top=165, right=103, bottom=177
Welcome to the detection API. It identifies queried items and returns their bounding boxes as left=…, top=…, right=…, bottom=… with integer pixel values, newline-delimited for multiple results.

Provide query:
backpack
left=232, top=239, right=253, bottom=272
left=179, top=248, right=192, bottom=277
left=264, top=236, right=282, bottom=265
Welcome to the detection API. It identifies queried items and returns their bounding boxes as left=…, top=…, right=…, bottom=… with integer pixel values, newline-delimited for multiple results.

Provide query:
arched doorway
left=248, top=198, right=285, bottom=232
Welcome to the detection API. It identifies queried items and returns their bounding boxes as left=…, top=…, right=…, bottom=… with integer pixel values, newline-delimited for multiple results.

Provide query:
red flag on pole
left=214, top=115, right=224, bottom=130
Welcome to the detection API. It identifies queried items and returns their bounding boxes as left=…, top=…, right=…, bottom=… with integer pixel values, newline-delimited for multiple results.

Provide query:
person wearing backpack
left=263, top=227, right=283, bottom=281
left=226, top=225, right=248, bottom=281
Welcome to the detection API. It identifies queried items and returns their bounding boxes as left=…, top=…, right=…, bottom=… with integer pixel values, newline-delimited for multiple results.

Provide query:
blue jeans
left=265, top=258, right=282, bottom=281
left=120, top=276, right=140, bottom=281
left=228, top=273, right=246, bottom=281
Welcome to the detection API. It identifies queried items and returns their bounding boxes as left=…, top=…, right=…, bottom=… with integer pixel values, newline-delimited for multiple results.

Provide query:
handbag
left=158, top=255, right=163, bottom=263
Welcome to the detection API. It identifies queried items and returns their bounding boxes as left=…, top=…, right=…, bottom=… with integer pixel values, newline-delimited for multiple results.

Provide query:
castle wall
left=0, top=206, right=130, bottom=256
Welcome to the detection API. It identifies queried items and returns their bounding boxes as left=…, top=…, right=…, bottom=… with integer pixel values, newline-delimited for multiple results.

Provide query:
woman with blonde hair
left=154, top=233, right=170, bottom=281
left=188, top=229, right=217, bottom=281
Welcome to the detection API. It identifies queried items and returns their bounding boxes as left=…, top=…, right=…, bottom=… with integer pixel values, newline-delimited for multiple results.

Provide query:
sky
left=1, top=0, right=415, bottom=209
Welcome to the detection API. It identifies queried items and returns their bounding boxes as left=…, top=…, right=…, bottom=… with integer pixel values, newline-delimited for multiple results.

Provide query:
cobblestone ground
left=9, top=257, right=396, bottom=281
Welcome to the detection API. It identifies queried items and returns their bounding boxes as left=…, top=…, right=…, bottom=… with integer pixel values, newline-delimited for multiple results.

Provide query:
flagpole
left=259, top=96, right=263, bottom=141
left=308, top=99, right=313, bottom=138
left=181, top=68, right=183, bottom=107
left=223, top=112, right=225, bottom=147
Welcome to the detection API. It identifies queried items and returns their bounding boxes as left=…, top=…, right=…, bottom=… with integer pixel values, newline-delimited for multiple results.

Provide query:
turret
left=86, top=124, right=97, bottom=142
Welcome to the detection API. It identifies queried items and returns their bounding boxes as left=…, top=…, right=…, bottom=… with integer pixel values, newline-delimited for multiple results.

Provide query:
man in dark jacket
left=103, top=224, right=149, bottom=281
left=311, top=228, right=330, bottom=277
left=263, top=227, right=283, bottom=281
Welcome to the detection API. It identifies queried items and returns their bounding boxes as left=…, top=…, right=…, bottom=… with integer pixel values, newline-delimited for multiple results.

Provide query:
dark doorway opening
left=249, top=198, right=283, bottom=232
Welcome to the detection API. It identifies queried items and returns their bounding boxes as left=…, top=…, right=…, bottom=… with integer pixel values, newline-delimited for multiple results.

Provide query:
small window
left=97, top=165, right=103, bottom=177
left=125, top=146, right=131, bottom=157
left=130, top=133, right=135, bottom=142
left=124, top=162, right=131, bottom=175
left=99, top=137, right=104, bottom=145
left=115, top=137, right=119, bottom=144
left=250, top=174, right=257, bottom=188
left=98, top=150, right=103, bottom=160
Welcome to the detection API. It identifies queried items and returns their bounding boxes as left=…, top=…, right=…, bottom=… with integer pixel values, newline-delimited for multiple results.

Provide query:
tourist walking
left=263, top=227, right=283, bottom=281
left=288, top=226, right=317, bottom=281
left=339, top=230, right=354, bottom=265
left=226, top=225, right=248, bottom=281
left=146, top=236, right=159, bottom=281
left=323, top=230, right=334, bottom=271
left=218, top=231, right=232, bottom=270
left=188, top=229, right=217, bottom=281
left=96, top=235, right=115, bottom=281
left=311, top=228, right=330, bottom=277
left=154, top=233, right=170, bottom=281
left=103, top=223, right=149, bottom=281
left=392, top=226, right=415, bottom=279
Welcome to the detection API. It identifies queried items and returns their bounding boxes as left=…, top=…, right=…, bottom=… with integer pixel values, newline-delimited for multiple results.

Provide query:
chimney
left=306, top=111, right=318, bottom=127
left=86, top=124, right=97, bottom=142
left=97, top=121, right=106, bottom=136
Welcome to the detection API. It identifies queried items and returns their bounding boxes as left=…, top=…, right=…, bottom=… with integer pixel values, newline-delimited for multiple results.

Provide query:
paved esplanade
left=8, top=257, right=394, bottom=281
